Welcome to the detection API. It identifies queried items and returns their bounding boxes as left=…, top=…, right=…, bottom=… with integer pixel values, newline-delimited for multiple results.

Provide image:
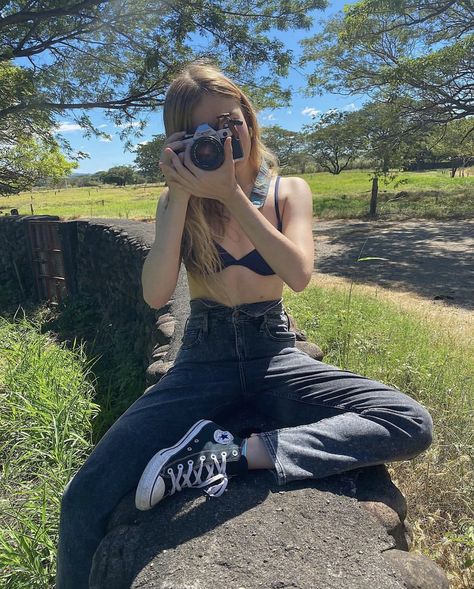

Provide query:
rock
left=151, top=344, right=170, bottom=361
left=145, top=360, right=174, bottom=386
left=156, top=313, right=173, bottom=326
left=383, top=549, right=450, bottom=589
left=351, top=464, right=407, bottom=521
left=90, top=472, right=403, bottom=589
left=359, top=501, right=412, bottom=551
left=156, top=319, right=175, bottom=338
left=295, top=340, right=324, bottom=360
left=89, top=408, right=444, bottom=589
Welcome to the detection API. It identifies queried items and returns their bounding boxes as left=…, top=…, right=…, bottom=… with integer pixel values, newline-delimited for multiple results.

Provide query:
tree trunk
left=369, top=176, right=378, bottom=217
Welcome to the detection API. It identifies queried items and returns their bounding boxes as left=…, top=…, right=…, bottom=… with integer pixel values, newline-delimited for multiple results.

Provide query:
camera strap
left=248, top=159, right=272, bottom=208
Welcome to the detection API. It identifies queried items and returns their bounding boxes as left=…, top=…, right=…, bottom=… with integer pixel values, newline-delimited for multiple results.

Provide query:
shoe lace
left=168, top=452, right=229, bottom=498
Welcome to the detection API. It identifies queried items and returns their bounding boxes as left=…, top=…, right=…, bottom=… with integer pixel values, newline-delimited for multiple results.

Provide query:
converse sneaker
left=135, top=419, right=248, bottom=511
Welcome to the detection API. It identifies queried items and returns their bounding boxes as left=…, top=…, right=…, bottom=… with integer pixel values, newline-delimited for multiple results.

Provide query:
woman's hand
left=158, top=132, right=192, bottom=201
left=159, top=134, right=239, bottom=204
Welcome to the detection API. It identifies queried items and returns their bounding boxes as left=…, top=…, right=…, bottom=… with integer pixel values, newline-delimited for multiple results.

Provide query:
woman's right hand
left=159, top=131, right=191, bottom=201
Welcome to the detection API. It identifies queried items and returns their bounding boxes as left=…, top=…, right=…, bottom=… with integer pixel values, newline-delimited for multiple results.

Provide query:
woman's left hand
left=159, top=136, right=239, bottom=204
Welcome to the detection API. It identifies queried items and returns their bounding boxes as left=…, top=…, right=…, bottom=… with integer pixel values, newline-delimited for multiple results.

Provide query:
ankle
left=245, top=434, right=274, bottom=470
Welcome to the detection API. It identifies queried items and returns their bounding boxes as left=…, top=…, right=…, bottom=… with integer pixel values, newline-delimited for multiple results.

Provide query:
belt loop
left=202, top=310, right=209, bottom=335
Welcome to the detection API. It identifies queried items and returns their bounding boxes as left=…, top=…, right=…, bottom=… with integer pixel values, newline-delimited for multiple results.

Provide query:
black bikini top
left=212, top=176, right=282, bottom=276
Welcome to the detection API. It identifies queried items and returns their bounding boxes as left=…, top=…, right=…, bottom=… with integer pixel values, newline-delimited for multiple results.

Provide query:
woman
left=56, top=60, right=433, bottom=588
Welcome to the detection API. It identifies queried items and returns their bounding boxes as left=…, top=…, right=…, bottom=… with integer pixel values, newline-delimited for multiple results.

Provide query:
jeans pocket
left=180, top=316, right=204, bottom=350
left=263, top=310, right=296, bottom=343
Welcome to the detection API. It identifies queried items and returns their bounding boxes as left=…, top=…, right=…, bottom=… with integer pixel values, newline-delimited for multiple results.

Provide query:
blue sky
left=51, top=1, right=363, bottom=174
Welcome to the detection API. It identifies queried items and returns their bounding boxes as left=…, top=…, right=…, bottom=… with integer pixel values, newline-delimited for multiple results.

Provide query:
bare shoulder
left=278, top=176, right=313, bottom=218
left=279, top=176, right=312, bottom=195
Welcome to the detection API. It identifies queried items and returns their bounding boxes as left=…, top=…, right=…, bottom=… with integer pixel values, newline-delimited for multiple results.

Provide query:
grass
left=2, top=168, right=473, bottom=221
left=284, top=277, right=473, bottom=589
left=0, top=294, right=149, bottom=587
left=0, top=308, right=99, bottom=588
left=0, top=183, right=164, bottom=220
left=304, top=168, right=474, bottom=219
left=0, top=281, right=472, bottom=588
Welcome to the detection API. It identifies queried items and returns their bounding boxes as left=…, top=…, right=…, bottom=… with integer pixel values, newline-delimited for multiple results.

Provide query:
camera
left=179, top=113, right=245, bottom=170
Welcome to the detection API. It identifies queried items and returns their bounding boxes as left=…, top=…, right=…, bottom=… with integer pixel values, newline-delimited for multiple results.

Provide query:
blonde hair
left=163, top=58, right=279, bottom=305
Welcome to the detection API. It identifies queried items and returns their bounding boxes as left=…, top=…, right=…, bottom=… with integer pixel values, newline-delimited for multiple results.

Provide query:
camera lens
left=191, top=136, right=224, bottom=170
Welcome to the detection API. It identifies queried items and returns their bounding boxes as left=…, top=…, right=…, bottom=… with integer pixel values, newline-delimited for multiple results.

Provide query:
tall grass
left=0, top=310, right=99, bottom=588
left=284, top=280, right=473, bottom=589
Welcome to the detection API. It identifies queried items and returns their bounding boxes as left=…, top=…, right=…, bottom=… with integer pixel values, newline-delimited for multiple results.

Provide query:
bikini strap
left=274, top=176, right=282, bottom=231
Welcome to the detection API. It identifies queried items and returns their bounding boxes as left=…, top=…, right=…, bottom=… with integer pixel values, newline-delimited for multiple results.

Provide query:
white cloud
left=342, top=103, right=358, bottom=111
left=301, top=107, right=321, bottom=118
left=259, top=113, right=276, bottom=122
left=99, top=124, right=108, bottom=128
left=54, top=122, right=82, bottom=132
left=129, top=140, right=150, bottom=152
left=115, top=121, right=142, bottom=129
left=99, top=136, right=112, bottom=142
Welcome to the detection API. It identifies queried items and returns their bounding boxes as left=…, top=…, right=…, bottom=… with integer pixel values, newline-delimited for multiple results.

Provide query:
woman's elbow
left=289, top=270, right=313, bottom=293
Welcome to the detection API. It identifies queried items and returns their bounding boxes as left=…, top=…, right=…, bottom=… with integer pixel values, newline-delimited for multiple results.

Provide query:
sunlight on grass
left=303, top=169, right=474, bottom=219
left=2, top=170, right=472, bottom=221
left=283, top=280, right=473, bottom=589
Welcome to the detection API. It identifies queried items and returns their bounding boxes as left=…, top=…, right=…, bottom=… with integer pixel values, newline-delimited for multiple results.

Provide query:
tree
left=300, top=0, right=474, bottom=126
left=134, top=135, right=166, bottom=182
left=102, top=165, right=136, bottom=186
left=350, top=98, right=434, bottom=216
left=1, top=0, right=327, bottom=150
left=302, top=110, right=367, bottom=174
left=260, top=125, right=305, bottom=171
left=0, top=137, right=78, bottom=194
left=431, top=118, right=474, bottom=177
left=0, top=62, right=83, bottom=194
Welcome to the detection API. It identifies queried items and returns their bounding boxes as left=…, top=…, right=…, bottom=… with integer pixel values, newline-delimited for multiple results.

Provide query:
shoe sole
left=135, top=419, right=212, bottom=510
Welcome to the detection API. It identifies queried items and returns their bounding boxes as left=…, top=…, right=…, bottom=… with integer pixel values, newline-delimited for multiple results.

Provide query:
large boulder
left=89, top=407, right=448, bottom=589
left=91, top=472, right=401, bottom=589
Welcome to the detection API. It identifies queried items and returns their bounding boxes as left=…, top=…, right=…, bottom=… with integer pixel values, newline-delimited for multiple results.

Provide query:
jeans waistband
left=189, top=297, right=284, bottom=318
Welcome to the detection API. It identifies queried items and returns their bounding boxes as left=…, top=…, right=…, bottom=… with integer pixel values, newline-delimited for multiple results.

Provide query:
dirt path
left=311, top=218, right=474, bottom=313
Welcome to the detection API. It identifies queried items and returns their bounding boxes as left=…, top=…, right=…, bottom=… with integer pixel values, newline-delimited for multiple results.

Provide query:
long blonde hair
left=163, top=59, right=279, bottom=305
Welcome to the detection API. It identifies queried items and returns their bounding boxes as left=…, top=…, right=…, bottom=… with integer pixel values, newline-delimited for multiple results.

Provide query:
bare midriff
left=187, top=269, right=284, bottom=306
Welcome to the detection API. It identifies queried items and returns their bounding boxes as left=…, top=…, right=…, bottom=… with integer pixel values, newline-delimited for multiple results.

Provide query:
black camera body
left=180, top=117, right=244, bottom=170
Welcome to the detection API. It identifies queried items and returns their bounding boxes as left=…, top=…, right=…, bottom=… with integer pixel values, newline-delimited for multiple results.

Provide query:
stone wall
left=0, top=215, right=176, bottom=375
left=0, top=214, right=43, bottom=306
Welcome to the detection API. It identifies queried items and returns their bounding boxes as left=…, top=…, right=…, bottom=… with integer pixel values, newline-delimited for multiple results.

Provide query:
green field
left=2, top=169, right=473, bottom=220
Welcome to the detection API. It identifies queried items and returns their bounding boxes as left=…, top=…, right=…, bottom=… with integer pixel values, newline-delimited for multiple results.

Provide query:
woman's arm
left=141, top=188, right=190, bottom=309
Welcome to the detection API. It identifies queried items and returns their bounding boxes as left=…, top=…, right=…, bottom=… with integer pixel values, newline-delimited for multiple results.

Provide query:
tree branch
left=0, top=0, right=105, bottom=28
